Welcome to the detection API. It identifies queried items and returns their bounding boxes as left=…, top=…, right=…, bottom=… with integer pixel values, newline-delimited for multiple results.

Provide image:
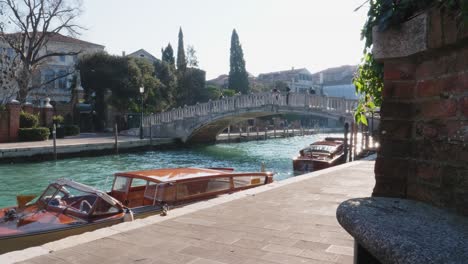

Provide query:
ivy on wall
left=353, top=0, right=468, bottom=125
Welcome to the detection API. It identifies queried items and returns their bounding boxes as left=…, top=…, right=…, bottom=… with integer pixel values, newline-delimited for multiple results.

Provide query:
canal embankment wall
left=0, top=128, right=345, bottom=163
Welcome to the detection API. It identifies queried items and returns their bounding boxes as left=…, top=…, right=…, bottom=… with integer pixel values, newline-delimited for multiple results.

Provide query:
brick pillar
left=6, top=100, right=20, bottom=142
left=372, top=8, right=468, bottom=215
left=41, top=97, right=54, bottom=127
left=22, top=102, right=34, bottom=114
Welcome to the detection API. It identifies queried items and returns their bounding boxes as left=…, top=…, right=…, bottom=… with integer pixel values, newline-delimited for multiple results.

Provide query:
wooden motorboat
left=293, top=137, right=345, bottom=174
left=0, top=167, right=273, bottom=254
left=109, top=167, right=274, bottom=217
left=0, top=179, right=126, bottom=254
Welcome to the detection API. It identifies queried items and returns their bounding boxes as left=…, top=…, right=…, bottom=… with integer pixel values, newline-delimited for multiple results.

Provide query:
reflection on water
left=0, top=133, right=342, bottom=207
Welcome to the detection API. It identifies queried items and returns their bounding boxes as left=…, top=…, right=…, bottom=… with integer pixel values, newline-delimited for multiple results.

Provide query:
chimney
left=122, top=51, right=126, bottom=57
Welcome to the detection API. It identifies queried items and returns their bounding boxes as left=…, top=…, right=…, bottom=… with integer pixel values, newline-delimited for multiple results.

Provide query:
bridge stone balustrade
left=143, top=92, right=357, bottom=143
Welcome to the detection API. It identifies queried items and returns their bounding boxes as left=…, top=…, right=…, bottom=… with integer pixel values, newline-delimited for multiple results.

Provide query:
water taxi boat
left=0, top=167, right=273, bottom=254
left=293, top=137, right=345, bottom=174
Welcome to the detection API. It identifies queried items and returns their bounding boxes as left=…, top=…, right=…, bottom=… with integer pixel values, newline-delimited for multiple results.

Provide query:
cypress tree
left=228, top=29, right=249, bottom=94
left=177, top=27, right=187, bottom=71
left=161, top=43, right=175, bottom=66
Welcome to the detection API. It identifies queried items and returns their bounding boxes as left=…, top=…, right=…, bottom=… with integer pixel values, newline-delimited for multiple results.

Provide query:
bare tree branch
left=0, top=0, right=83, bottom=102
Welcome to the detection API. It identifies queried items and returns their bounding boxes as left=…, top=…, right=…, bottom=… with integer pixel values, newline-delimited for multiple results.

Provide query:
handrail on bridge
left=143, top=92, right=358, bottom=126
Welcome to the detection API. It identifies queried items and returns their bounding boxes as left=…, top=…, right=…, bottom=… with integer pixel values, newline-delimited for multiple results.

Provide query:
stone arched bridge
left=143, top=92, right=357, bottom=143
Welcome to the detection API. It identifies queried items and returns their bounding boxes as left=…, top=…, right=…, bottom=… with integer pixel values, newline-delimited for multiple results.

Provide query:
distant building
left=207, top=74, right=229, bottom=88
left=312, top=65, right=359, bottom=100
left=207, top=73, right=256, bottom=90
left=257, top=68, right=314, bottom=93
left=126, top=49, right=159, bottom=63
left=0, top=32, right=105, bottom=104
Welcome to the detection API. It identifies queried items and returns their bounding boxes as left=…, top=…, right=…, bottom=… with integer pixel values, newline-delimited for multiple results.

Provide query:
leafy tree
left=176, top=68, right=206, bottom=106
left=0, top=0, right=83, bottom=102
left=222, top=89, right=236, bottom=97
left=78, top=53, right=141, bottom=130
left=161, top=43, right=175, bottom=66
left=186, top=45, right=199, bottom=68
left=228, top=29, right=250, bottom=94
left=154, top=60, right=177, bottom=109
left=205, top=84, right=223, bottom=101
left=177, top=27, right=187, bottom=71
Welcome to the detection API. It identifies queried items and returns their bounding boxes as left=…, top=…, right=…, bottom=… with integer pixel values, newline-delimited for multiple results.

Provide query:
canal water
left=0, top=133, right=341, bottom=207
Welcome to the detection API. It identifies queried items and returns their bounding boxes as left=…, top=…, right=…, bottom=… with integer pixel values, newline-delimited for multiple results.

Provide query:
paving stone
left=325, top=245, right=354, bottom=256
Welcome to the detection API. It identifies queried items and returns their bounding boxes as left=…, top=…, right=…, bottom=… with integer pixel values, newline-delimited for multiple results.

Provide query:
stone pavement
left=6, top=160, right=375, bottom=264
left=0, top=133, right=174, bottom=161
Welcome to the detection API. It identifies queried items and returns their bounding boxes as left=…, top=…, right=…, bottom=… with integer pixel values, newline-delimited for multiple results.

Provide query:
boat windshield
left=308, top=145, right=337, bottom=153
left=37, top=184, right=98, bottom=216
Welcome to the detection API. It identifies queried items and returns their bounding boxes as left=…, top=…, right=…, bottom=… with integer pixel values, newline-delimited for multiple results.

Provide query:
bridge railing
left=143, top=92, right=357, bottom=126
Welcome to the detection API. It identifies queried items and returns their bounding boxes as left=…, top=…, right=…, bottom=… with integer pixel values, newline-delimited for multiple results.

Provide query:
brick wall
left=0, top=102, right=20, bottom=143
left=373, top=9, right=468, bottom=215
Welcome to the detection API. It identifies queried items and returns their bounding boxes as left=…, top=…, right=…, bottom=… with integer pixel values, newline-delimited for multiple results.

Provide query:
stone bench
left=336, top=197, right=468, bottom=264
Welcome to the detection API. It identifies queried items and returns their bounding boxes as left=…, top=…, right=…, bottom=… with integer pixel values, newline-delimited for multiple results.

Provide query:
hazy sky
left=80, top=0, right=369, bottom=79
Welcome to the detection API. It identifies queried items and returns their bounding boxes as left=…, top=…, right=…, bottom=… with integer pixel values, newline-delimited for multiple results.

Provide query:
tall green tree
left=228, top=29, right=250, bottom=94
left=177, top=27, right=187, bottom=71
left=154, top=60, right=177, bottom=109
left=161, top=43, right=175, bottom=66
left=177, top=68, right=206, bottom=106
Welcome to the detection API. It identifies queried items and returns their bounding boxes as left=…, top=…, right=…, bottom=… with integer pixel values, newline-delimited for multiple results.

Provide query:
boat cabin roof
left=114, top=168, right=234, bottom=183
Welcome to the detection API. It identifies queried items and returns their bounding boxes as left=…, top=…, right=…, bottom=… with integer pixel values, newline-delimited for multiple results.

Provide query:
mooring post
left=114, top=123, right=119, bottom=154
left=274, top=126, right=276, bottom=138
left=52, top=124, right=57, bottom=161
left=349, top=122, right=354, bottom=161
left=353, top=122, right=358, bottom=160
left=247, top=126, right=250, bottom=140
left=365, top=123, right=370, bottom=150
left=264, top=127, right=267, bottom=140
left=227, top=126, right=231, bottom=143
left=256, top=126, right=259, bottom=140
left=344, top=123, right=349, bottom=162
left=149, top=119, right=153, bottom=147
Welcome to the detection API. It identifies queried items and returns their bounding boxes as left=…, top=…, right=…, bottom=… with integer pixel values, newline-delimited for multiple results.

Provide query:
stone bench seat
left=336, top=197, right=468, bottom=264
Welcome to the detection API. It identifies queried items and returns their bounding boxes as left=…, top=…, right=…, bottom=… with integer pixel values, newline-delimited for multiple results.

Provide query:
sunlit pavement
left=5, top=159, right=375, bottom=264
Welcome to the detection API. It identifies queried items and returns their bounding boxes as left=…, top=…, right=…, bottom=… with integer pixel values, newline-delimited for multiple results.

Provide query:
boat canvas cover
left=115, top=168, right=232, bottom=183
left=54, top=178, right=121, bottom=207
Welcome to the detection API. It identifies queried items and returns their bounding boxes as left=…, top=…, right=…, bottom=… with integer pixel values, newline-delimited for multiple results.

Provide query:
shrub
left=20, top=111, right=39, bottom=128
left=18, top=127, right=50, bottom=141
left=64, top=125, right=80, bottom=136
left=52, top=115, right=64, bottom=125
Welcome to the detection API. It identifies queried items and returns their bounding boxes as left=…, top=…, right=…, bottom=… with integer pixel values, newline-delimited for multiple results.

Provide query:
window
left=60, top=55, right=66, bottom=62
left=177, top=177, right=231, bottom=199
left=44, top=69, right=55, bottom=90
left=131, top=178, right=147, bottom=188
left=112, top=176, right=131, bottom=192
left=57, top=70, right=68, bottom=89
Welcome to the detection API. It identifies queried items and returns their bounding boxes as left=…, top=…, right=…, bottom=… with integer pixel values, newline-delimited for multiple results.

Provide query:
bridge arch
left=143, top=93, right=357, bottom=143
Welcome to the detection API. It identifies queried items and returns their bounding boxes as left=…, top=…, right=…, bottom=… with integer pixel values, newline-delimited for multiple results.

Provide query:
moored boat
left=0, top=167, right=273, bottom=254
left=293, top=137, right=345, bottom=174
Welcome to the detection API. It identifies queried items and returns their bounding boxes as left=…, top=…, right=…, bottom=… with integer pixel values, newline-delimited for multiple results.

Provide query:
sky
left=80, top=0, right=369, bottom=79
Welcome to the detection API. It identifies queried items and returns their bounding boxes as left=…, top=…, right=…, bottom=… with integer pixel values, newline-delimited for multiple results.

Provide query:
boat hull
left=293, top=155, right=345, bottom=174
left=0, top=218, right=122, bottom=254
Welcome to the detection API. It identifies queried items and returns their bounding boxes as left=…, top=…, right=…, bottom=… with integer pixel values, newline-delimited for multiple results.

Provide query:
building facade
left=257, top=68, right=314, bottom=93
left=126, top=49, right=159, bottom=63
left=0, top=33, right=105, bottom=105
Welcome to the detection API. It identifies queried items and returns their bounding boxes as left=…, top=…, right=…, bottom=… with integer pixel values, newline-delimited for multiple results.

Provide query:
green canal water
left=0, top=133, right=341, bottom=208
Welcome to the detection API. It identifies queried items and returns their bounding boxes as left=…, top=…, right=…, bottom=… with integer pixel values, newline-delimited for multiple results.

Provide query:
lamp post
left=139, top=86, right=144, bottom=139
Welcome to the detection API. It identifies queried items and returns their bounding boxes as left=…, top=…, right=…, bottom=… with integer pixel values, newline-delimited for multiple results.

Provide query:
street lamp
left=139, top=86, right=144, bottom=139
